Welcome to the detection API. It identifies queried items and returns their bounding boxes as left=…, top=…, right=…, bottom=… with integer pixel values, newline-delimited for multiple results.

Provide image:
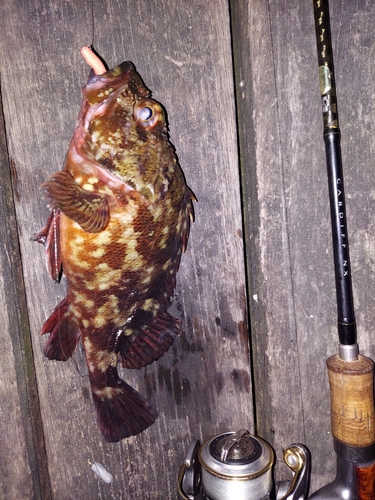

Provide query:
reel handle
left=278, top=444, right=311, bottom=500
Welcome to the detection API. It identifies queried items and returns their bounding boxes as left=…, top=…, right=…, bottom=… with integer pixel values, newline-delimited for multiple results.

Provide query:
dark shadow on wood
left=0, top=87, right=52, bottom=500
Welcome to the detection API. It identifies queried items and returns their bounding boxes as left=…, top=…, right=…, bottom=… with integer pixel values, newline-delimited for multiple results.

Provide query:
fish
left=33, top=48, right=194, bottom=443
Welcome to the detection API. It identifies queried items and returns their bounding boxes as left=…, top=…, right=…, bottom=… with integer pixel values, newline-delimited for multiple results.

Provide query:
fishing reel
left=178, top=429, right=311, bottom=500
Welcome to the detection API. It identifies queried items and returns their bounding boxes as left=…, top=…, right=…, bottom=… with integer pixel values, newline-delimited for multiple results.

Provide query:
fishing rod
left=177, top=1, right=375, bottom=498
left=309, top=0, right=375, bottom=498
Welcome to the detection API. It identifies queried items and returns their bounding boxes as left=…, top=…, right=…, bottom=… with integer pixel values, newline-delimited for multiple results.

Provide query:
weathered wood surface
left=0, top=95, right=50, bottom=499
left=231, top=0, right=375, bottom=493
left=0, top=0, right=252, bottom=499
left=1, top=0, right=375, bottom=497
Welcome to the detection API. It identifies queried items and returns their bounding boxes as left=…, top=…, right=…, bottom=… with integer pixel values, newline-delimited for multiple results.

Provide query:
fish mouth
left=82, top=61, right=138, bottom=106
left=104, top=61, right=136, bottom=78
left=88, top=61, right=136, bottom=84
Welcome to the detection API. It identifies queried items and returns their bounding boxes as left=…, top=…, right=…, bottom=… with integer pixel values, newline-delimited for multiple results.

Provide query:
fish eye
left=139, top=106, right=153, bottom=121
left=134, top=99, right=164, bottom=130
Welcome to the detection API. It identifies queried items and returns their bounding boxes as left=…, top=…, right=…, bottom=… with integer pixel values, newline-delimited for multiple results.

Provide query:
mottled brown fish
left=34, top=48, right=194, bottom=442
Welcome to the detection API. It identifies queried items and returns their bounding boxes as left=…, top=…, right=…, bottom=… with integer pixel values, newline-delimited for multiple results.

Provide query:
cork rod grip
left=327, top=354, right=375, bottom=447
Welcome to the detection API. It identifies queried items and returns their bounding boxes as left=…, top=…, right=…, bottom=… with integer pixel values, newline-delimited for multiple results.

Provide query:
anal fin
left=119, top=310, right=179, bottom=369
left=41, top=298, right=81, bottom=361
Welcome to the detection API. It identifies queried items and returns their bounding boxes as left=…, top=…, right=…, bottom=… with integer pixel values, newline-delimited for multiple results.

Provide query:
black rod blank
left=313, top=0, right=356, bottom=346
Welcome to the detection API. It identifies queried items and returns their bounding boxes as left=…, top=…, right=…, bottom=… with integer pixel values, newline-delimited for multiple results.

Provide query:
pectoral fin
left=41, top=170, right=109, bottom=232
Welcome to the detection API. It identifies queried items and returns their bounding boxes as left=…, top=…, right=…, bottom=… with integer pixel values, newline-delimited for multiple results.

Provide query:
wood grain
left=0, top=92, right=51, bottom=498
left=356, top=462, right=375, bottom=500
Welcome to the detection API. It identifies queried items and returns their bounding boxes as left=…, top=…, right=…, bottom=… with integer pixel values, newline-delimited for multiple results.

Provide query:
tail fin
left=41, top=298, right=81, bottom=361
left=90, top=366, right=158, bottom=442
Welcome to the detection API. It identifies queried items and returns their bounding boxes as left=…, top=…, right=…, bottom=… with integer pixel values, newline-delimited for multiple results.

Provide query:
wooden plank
left=229, top=0, right=308, bottom=485
left=0, top=0, right=252, bottom=497
left=231, top=0, right=375, bottom=493
left=266, top=1, right=336, bottom=490
left=0, top=92, right=51, bottom=498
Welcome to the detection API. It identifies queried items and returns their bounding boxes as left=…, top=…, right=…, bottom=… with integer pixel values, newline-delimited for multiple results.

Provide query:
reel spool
left=178, top=429, right=311, bottom=500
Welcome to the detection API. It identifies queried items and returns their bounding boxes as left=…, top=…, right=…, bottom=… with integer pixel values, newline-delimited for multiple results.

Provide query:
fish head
left=77, top=62, right=175, bottom=201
